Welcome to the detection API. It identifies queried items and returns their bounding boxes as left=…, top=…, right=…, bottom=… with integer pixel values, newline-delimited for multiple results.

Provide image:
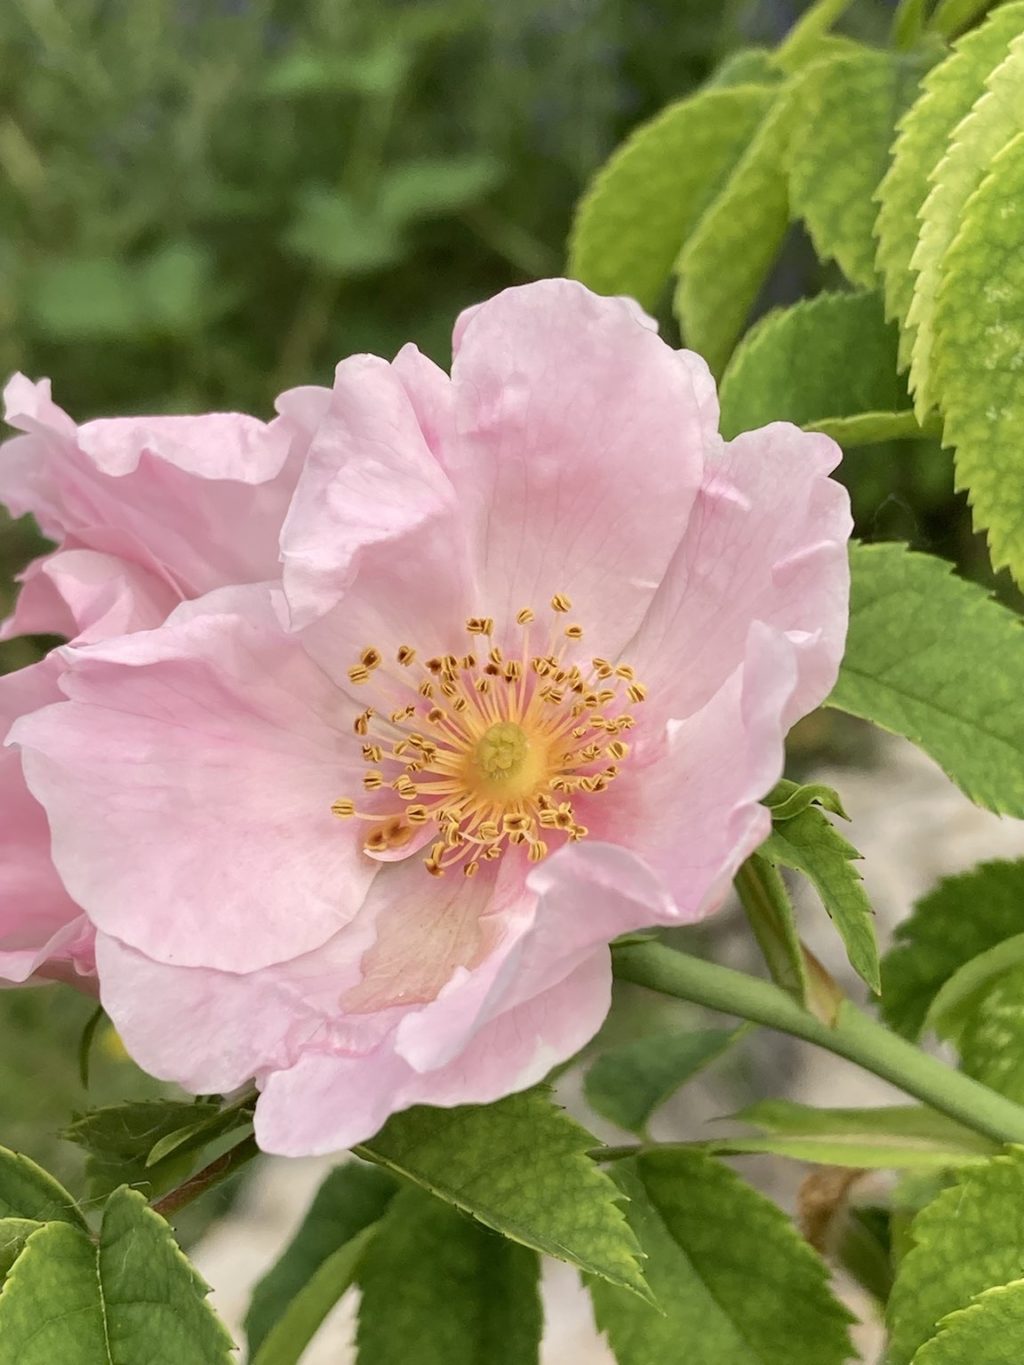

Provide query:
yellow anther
left=418, top=679, right=435, bottom=698
left=331, top=798, right=356, bottom=818
left=478, top=821, right=500, bottom=841
left=365, top=828, right=389, bottom=852
left=460, top=654, right=476, bottom=670
left=488, top=646, right=503, bottom=666
left=466, top=616, right=494, bottom=635
left=464, top=860, right=480, bottom=877
left=407, top=805, right=429, bottom=823
left=354, top=709, right=373, bottom=736
left=347, top=664, right=371, bottom=685
left=516, top=607, right=535, bottom=624
left=361, top=744, right=383, bottom=762
left=360, top=646, right=382, bottom=670
left=597, top=688, right=615, bottom=704
left=475, top=677, right=491, bottom=694
left=627, top=682, right=648, bottom=703
left=608, top=740, right=629, bottom=760
left=614, top=664, right=635, bottom=681
left=550, top=593, right=572, bottom=613
left=393, top=775, right=418, bottom=799
left=564, top=624, right=583, bottom=640
left=363, top=771, right=384, bottom=790
left=425, top=657, right=444, bottom=674
left=592, top=657, right=613, bottom=679
left=397, top=645, right=416, bottom=665
left=528, top=839, right=549, bottom=862
left=390, top=705, right=416, bottom=723
left=427, top=707, right=445, bottom=724
left=503, top=660, right=523, bottom=682
left=452, top=695, right=468, bottom=712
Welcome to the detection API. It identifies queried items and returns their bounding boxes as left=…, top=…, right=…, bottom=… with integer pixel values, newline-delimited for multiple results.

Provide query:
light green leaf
left=63, top=1099, right=245, bottom=1201
left=585, top=1027, right=744, bottom=1135
left=0, top=1147, right=85, bottom=1229
left=789, top=47, right=933, bottom=287
left=759, top=801, right=879, bottom=993
left=356, top=1188, right=542, bottom=1365
left=674, top=87, right=794, bottom=374
left=926, top=932, right=1024, bottom=1038
left=718, top=289, right=915, bottom=445
left=881, top=861, right=1024, bottom=1039
left=245, top=1162, right=398, bottom=1358
left=590, top=1153, right=854, bottom=1365
left=875, top=2, right=1024, bottom=370
left=252, top=1226, right=377, bottom=1365
left=774, top=0, right=857, bottom=72
left=829, top=544, right=1024, bottom=818
left=932, top=129, right=1024, bottom=586
left=956, top=963, right=1024, bottom=1103
left=887, top=1149, right=1024, bottom=1364
left=765, top=778, right=849, bottom=822
left=913, top=1278, right=1024, bottom=1364
left=356, top=1089, right=649, bottom=1300
left=568, top=84, right=772, bottom=310
left=716, top=1099, right=999, bottom=1168
left=0, top=1187, right=234, bottom=1364
left=705, top=48, right=782, bottom=90
left=909, top=13, right=1024, bottom=415
left=0, top=1220, right=40, bottom=1280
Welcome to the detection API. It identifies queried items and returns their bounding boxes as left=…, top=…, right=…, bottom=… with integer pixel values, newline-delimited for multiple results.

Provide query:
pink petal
left=11, top=588, right=375, bottom=973
left=444, top=279, right=710, bottom=651
left=1, top=547, right=178, bottom=643
left=629, top=422, right=851, bottom=728
left=253, top=951, right=611, bottom=1156
left=0, top=658, right=92, bottom=984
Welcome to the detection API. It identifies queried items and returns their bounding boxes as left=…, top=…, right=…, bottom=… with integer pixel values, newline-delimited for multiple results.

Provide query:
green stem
left=929, top=0, right=994, bottom=38
left=891, top=0, right=930, bottom=48
left=613, top=940, right=1024, bottom=1146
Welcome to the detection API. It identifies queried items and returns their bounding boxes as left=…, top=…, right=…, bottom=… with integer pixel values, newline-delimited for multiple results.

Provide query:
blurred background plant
left=0, top=0, right=958, bottom=1202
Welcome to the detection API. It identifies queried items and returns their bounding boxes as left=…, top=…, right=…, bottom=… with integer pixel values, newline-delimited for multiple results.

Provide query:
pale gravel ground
left=193, top=732, right=1024, bottom=1363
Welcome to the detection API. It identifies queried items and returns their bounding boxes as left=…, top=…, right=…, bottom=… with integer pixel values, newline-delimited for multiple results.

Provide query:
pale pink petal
left=444, top=279, right=708, bottom=649
left=253, top=952, right=611, bottom=1156
left=0, top=658, right=91, bottom=984
left=1, top=548, right=178, bottom=643
left=279, top=354, right=475, bottom=653
left=628, top=423, right=851, bottom=727
left=11, top=588, right=375, bottom=972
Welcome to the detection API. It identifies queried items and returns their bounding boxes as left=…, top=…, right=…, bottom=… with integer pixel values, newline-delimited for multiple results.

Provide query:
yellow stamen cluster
left=331, top=594, right=645, bottom=876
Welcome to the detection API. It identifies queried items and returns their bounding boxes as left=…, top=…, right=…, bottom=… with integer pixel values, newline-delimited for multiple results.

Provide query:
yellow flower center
left=331, top=595, right=646, bottom=877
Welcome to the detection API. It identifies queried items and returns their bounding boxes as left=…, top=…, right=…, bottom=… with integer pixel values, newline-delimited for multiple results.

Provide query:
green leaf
left=26, top=256, right=144, bottom=341
left=590, top=1153, right=854, bottom=1365
left=912, top=1277, right=1024, bottom=1363
left=775, top=0, right=857, bottom=72
left=355, top=1089, right=650, bottom=1300
left=932, top=0, right=1011, bottom=43
left=284, top=186, right=406, bottom=275
left=881, top=861, right=1024, bottom=1039
left=926, top=932, right=1024, bottom=1038
left=674, top=86, right=794, bottom=375
left=718, top=289, right=915, bottom=445
left=909, top=12, right=1024, bottom=415
left=377, top=155, right=502, bottom=225
left=245, top=1162, right=398, bottom=1358
left=252, top=1226, right=377, bottom=1365
left=829, top=544, right=1024, bottom=818
left=932, top=129, right=1024, bottom=587
left=716, top=1099, right=999, bottom=1168
left=0, top=1147, right=85, bottom=1229
left=789, top=47, right=933, bottom=287
left=760, top=801, right=879, bottom=994
left=887, top=1149, right=1024, bottom=1364
left=356, top=1188, right=542, bottom=1365
left=585, top=1027, right=744, bottom=1135
left=765, top=778, right=849, bottom=822
left=956, top=963, right=1024, bottom=1103
left=568, top=84, right=772, bottom=310
left=0, top=1220, right=40, bottom=1280
left=736, top=855, right=811, bottom=1003
left=63, top=1099, right=247, bottom=1201
left=876, top=2, right=1024, bottom=371
left=0, top=1187, right=234, bottom=1364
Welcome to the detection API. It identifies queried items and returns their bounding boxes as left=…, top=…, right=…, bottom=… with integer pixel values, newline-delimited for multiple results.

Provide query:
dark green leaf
left=0, top=1220, right=41, bottom=1280
left=0, top=1147, right=85, bottom=1230
left=356, top=1188, right=542, bottom=1365
left=356, top=1089, right=650, bottom=1300
left=585, top=1027, right=744, bottom=1135
left=245, top=1162, right=398, bottom=1358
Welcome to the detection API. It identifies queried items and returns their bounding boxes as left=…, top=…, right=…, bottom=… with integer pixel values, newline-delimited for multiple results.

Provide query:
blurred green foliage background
left=0, top=0, right=965, bottom=1195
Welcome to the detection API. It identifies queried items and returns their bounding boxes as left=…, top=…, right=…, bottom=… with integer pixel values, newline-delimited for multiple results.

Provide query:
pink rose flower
left=0, top=378, right=311, bottom=983
left=10, top=281, right=851, bottom=1154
